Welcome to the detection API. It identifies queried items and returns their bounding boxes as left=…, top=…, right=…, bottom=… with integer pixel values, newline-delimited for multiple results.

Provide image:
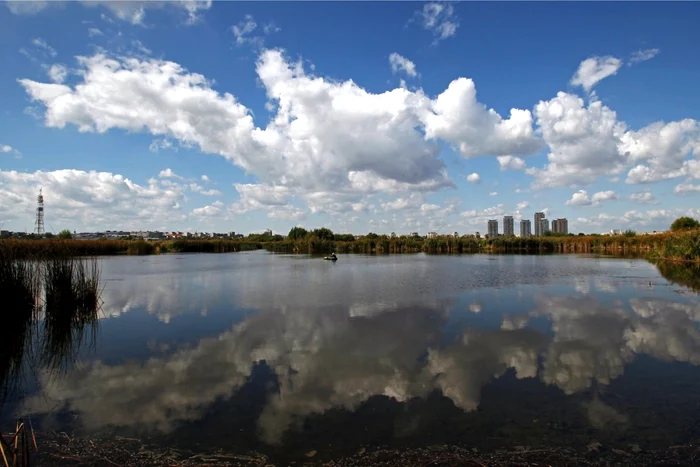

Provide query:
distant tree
left=624, top=229, right=637, bottom=237
left=58, top=229, right=72, bottom=239
left=578, top=232, right=585, bottom=236
left=44, top=232, right=54, bottom=239
left=670, top=216, right=700, bottom=231
left=334, top=233, right=355, bottom=242
left=311, top=227, right=334, bottom=240
left=287, top=226, right=309, bottom=240
left=366, top=232, right=379, bottom=239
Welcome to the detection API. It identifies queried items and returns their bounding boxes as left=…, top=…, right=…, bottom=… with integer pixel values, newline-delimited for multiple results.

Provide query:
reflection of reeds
left=41, top=257, right=101, bottom=374
left=0, top=243, right=102, bottom=398
left=0, top=245, right=40, bottom=395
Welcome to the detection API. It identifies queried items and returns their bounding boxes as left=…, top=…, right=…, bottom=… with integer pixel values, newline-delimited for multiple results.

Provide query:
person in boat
left=330, top=252, right=337, bottom=259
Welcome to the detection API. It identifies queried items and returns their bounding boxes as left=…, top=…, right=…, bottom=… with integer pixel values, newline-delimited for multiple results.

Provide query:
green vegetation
left=57, top=229, right=73, bottom=239
left=655, top=260, right=700, bottom=292
left=0, top=243, right=102, bottom=396
left=671, top=216, right=700, bottom=231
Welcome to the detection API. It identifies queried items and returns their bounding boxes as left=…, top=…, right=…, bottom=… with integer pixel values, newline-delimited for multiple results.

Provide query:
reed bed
left=0, top=245, right=102, bottom=399
left=0, top=238, right=262, bottom=258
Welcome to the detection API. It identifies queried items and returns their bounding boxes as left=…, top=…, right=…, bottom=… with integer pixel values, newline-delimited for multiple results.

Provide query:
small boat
left=324, top=256, right=338, bottom=261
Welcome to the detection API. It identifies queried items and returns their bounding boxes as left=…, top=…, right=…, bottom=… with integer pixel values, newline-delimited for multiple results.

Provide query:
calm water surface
left=5, top=252, right=700, bottom=462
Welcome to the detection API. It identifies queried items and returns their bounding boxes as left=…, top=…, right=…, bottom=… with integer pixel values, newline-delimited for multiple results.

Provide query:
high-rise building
left=503, top=216, right=514, bottom=236
left=538, top=218, right=550, bottom=236
left=552, top=218, right=569, bottom=234
left=534, top=212, right=545, bottom=237
left=520, top=219, right=531, bottom=237
left=488, top=219, right=499, bottom=238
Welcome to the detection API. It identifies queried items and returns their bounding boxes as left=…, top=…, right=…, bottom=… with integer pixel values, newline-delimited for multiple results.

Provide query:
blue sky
left=1, top=1, right=699, bottom=235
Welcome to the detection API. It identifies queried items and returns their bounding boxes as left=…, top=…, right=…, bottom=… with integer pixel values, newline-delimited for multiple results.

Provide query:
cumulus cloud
left=191, top=204, right=221, bottom=217
left=516, top=201, right=529, bottom=210
left=422, top=78, right=542, bottom=158
left=389, top=53, right=418, bottom=78
left=47, top=64, right=68, bottom=84
left=489, top=191, right=498, bottom=197
left=0, top=169, right=186, bottom=230
left=674, top=183, right=700, bottom=195
left=158, top=168, right=183, bottom=180
left=8, top=1, right=211, bottom=24
left=570, top=56, right=623, bottom=92
left=414, top=2, right=459, bottom=44
left=18, top=47, right=700, bottom=222
left=529, top=93, right=627, bottom=188
left=466, top=173, right=481, bottom=184
left=622, top=120, right=700, bottom=184
left=497, top=155, right=526, bottom=171
left=565, top=189, right=618, bottom=206
left=87, top=28, right=104, bottom=37
left=629, top=191, right=657, bottom=204
left=630, top=48, right=660, bottom=65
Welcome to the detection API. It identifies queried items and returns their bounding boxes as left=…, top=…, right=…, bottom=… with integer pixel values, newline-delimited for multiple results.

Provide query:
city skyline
left=2, top=3, right=700, bottom=235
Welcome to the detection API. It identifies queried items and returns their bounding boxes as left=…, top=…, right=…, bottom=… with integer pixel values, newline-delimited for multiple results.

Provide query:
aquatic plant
left=0, top=246, right=102, bottom=399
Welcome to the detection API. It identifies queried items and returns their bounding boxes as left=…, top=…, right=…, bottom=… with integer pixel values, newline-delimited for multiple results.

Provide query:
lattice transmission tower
left=35, top=188, right=44, bottom=236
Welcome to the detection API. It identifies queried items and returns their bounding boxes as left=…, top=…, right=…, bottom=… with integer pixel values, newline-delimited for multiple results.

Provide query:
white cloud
left=47, top=64, right=68, bottom=84
left=529, top=92, right=627, bottom=188
left=263, top=22, right=281, bottom=34
left=497, top=155, right=526, bottom=171
left=231, top=14, right=261, bottom=48
left=565, top=189, right=617, bottom=206
left=422, top=78, right=542, bottom=158
left=389, top=53, right=418, bottom=78
left=592, top=190, right=617, bottom=203
left=629, top=191, right=657, bottom=204
left=466, top=173, right=481, bottom=184
left=32, top=37, right=57, bottom=57
left=158, top=168, right=184, bottom=180
left=149, top=138, right=176, bottom=153
left=622, top=119, right=700, bottom=184
left=8, top=1, right=211, bottom=25
left=415, top=2, right=459, bottom=44
left=87, top=28, right=104, bottom=37
left=516, top=201, right=529, bottom=210
left=0, top=169, right=186, bottom=230
left=5, top=1, right=50, bottom=15
left=201, top=175, right=210, bottom=183
left=674, top=183, right=700, bottom=195
left=570, top=56, right=622, bottom=92
left=191, top=205, right=221, bottom=217
left=630, top=48, right=660, bottom=65
left=200, top=189, right=222, bottom=197
left=0, top=144, right=22, bottom=159
left=489, top=191, right=498, bottom=196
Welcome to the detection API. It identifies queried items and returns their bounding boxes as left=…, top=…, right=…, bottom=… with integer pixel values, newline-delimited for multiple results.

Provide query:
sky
left=1, top=1, right=700, bottom=236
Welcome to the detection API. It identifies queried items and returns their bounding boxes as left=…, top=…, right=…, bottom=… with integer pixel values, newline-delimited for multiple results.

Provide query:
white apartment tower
left=503, top=216, right=514, bottom=236
left=520, top=219, right=532, bottom=237
left=534, top=212, right=545, bottom=237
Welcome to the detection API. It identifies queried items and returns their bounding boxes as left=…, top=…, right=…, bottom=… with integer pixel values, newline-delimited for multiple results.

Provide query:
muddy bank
left=33, top=434, right=700, bottom=466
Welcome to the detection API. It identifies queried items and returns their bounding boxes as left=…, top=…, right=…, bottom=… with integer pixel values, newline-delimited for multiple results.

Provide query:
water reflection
left=0, top=256, right=101, bottom=399
left=12, top=253, right=700, bottom=458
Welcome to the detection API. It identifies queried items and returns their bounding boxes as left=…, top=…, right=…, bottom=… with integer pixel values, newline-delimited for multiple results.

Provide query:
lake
left=4, top=251, right=700, bottom=464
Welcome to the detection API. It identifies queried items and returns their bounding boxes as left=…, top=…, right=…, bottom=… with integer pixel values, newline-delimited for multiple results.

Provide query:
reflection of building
left=503, top=216, right=514, bottom=236
left=520, top=219, right=531, bottom=237
left=488, top=219, right=499, bottom=238
left=534, top=212, right=545, bottom=237
left=552, top=218, right=568, bottom=234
